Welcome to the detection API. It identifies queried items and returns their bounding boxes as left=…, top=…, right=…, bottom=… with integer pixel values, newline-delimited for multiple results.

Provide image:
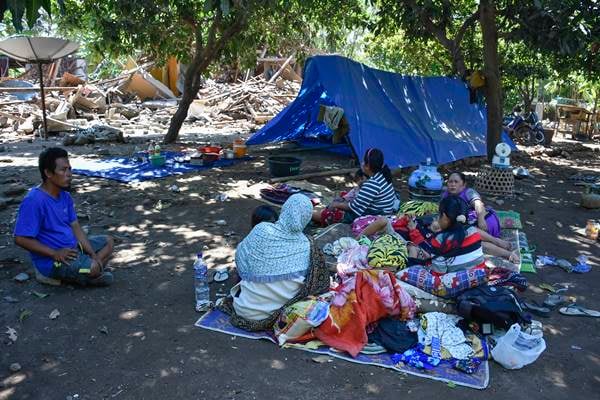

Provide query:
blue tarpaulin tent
left=247, top=55, right=490, bottom=168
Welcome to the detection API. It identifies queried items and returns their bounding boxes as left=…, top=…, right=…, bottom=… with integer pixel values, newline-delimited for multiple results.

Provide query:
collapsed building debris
left=0, top=59, right=301, bottom=144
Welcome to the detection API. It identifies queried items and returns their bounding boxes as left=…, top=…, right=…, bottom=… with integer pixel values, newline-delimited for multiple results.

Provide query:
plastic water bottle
left=193, top=253, right=210, bottom=312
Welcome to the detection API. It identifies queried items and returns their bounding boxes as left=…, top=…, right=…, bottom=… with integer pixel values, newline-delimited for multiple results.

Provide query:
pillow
left=274, top=299, right=330, bottom=346
left=397, top=265, right=488, bottom=299
left=367, top=234, right=408, bottom=270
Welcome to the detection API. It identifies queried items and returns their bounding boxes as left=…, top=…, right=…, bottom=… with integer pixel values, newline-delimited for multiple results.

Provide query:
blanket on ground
left=195, top=309, right=490, bottom=389
left=314, top=270, right=416, bottom=357
left=72, top=151, right=250, bottom=182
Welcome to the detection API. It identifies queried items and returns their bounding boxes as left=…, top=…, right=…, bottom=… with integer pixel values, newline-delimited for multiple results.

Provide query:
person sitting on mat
left=14, top=147, right=114, bottom=286
left=396, top=195, right=491, bottom=298
left=251, top=205, right=279, bottom=228
left=312, top=148, right=400, bottom=226
left=443, top=172, right=518, bottom=261
left=220, top=194, right=329, bottom=331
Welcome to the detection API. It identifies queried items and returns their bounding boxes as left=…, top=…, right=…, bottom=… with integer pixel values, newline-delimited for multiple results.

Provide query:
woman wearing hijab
left=221, top=194, right=329, bottom=331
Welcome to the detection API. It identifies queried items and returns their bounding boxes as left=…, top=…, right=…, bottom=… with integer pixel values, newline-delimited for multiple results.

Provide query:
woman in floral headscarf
left=221, top=194, right=329, bottom=331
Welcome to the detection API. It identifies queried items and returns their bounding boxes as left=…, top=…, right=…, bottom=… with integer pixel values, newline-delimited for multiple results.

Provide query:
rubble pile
left=0, top=61, right=301, bottom=145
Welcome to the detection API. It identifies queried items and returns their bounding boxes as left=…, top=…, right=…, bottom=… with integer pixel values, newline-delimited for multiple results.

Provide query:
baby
left=341, top=169, right=367, bottom=202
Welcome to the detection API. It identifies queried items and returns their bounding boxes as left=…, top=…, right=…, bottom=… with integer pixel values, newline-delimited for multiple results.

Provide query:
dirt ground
left=0, top=128, right=599, bottom=400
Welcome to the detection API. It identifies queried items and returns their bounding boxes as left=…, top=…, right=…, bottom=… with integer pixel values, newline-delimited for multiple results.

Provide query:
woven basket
left=476, top=165, right=514, bottom=197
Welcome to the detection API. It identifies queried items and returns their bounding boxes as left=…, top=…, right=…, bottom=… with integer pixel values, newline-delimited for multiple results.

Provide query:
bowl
left=199, top=145, right=222, bottom=154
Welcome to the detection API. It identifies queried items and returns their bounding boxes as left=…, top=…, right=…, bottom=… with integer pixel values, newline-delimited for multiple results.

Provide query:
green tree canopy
left=0, top=0, right=63, bottom=31
left=59, top=0, right=367, bottom=143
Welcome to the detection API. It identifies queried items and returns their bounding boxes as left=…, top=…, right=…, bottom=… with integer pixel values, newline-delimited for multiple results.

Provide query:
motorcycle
left=503, top=110, right=545, bottom=145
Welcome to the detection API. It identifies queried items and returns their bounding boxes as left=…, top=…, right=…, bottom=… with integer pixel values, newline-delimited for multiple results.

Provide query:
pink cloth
left=336, top=245, right=370, bottom=276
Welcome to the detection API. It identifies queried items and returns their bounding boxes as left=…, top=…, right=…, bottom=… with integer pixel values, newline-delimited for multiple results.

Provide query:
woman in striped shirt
left=397, top=195, right=489, bottom=298
left=312, top=148, right=400, bottom=226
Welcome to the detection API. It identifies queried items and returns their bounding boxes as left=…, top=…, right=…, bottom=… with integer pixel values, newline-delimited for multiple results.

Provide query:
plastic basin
left=150, top=155, right=166, bottom=167
left=268, top=156, right=302, bottom=177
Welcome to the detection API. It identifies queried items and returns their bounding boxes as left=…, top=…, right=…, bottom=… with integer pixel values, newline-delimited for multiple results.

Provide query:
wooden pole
left=37, top=62, right=49, bottom=139
left=0, top=86, right=78, bottom=92
left=267, top=53, right=295, bottom=84
left=270, top=168, right=356, bottom=183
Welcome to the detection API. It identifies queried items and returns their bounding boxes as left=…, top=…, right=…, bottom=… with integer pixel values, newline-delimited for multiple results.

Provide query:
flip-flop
left=213, top=269, right=229, bottom=283
left=522, top=301, right=551, bottom=317
left=559, top=304, right=600, bottom=317
left=543, top=294, right=569, bottom=308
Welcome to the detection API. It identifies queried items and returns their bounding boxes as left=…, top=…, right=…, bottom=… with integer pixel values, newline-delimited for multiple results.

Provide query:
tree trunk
left=451, top=43, right=468, bottom=77
left=590, top=88, right=599, bottom=136
left=163, top=78, right=198, bottom=144
left=479, top=0, right=502, bottom=160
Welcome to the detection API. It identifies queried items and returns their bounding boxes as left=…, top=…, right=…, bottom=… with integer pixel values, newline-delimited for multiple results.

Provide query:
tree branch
left=404, top=0, right=453, bottom=49
left=456, top=10, right=479, bottom=47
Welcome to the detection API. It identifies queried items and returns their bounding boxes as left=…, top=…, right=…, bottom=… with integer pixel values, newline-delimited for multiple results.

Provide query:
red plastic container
left=199, top=145, right=222, bottom=154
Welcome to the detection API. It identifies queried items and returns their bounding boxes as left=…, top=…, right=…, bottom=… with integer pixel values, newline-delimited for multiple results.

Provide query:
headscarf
left=235, top=194, right=313, bottom=283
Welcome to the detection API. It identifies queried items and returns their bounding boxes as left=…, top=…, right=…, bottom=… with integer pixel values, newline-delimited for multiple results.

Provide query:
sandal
left=543, top=294, right=569, bottom=308
left=213, top=269, right=229, bottom=283
left=522, top=301, right=551, bottom=317
left=559, top=304, right=600, bottom=318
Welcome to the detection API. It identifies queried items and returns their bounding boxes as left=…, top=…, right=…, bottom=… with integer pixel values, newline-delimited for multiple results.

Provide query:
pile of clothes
left=272, top=206, right=545, bottom=374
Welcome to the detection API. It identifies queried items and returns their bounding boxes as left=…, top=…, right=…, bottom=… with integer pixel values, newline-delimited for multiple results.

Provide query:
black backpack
left=457, top=285, right=531, bottom=331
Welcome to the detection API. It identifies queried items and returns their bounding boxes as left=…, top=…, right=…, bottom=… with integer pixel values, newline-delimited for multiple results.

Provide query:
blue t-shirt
left=14, top=187, right=78, bottom=276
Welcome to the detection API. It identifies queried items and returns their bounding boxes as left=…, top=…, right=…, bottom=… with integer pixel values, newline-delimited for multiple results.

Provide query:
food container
left=233, top=139, right=247, bottom=158
left=149, top=154, right=166, bottom=167
left=199, top=145, right=222, bottom=154
left=224, top=149, right=235, bottom=159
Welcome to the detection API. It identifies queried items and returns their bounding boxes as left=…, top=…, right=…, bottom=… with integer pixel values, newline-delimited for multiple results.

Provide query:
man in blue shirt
left=14, top=147, right=114, bottom=286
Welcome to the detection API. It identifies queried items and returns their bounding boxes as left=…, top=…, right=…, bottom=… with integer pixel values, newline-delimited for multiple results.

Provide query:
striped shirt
left=409, top=225, right=484, bottom=273
left=349, top=172, right=399, bottom=216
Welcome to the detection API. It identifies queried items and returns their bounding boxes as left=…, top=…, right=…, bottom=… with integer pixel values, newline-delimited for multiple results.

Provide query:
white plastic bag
left=491, top=323, right=546, bottom=369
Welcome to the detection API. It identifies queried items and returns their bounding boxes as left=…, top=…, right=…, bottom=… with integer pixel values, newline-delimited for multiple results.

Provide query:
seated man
left=14, top=147, right=114, bottom=286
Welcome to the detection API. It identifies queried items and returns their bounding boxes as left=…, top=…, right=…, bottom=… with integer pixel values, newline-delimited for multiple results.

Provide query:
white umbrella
left=0, top=36, right=80, bottom=137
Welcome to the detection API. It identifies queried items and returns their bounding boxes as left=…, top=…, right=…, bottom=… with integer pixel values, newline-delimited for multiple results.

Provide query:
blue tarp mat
left=248, top=55, right=489, bottom=168
left=72, top=151, right=250, bottom=183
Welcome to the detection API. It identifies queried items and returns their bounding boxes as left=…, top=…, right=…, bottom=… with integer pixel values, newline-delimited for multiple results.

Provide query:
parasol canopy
left=0, top=36, right=79, bottom=63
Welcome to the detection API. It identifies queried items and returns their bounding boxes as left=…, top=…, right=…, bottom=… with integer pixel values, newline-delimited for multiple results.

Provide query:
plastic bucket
left=268, top=156, right=302, bottom=177
left=150, top=155, right=166, bottom=167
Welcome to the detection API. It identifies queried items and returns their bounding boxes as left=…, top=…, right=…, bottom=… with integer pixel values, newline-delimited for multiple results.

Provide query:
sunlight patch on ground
left=119, top=309, right=143, bottom=320
left=270, top=359, right=286, bottom=370
left=1, top=373, right=27, bottom=386
left=547, top=370, right=568, bottom=388
left=365, top=383, right=380, bottom=394
left=0, top=387, right=15, bottom=400
left=543, top=324, right=566, bottom=337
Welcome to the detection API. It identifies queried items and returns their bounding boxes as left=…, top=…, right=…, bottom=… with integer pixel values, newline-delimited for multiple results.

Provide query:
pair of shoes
left=88, top=272, right=114, bottom=287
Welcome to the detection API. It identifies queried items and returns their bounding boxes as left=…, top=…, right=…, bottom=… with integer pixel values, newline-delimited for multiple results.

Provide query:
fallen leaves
left=32, top=291, right=49, bottom=299
left=19, top=309, right=32, bottom=323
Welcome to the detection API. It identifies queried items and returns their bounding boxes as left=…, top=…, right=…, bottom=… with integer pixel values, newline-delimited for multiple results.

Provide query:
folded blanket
left=315, top=270, right=416, bottom=357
